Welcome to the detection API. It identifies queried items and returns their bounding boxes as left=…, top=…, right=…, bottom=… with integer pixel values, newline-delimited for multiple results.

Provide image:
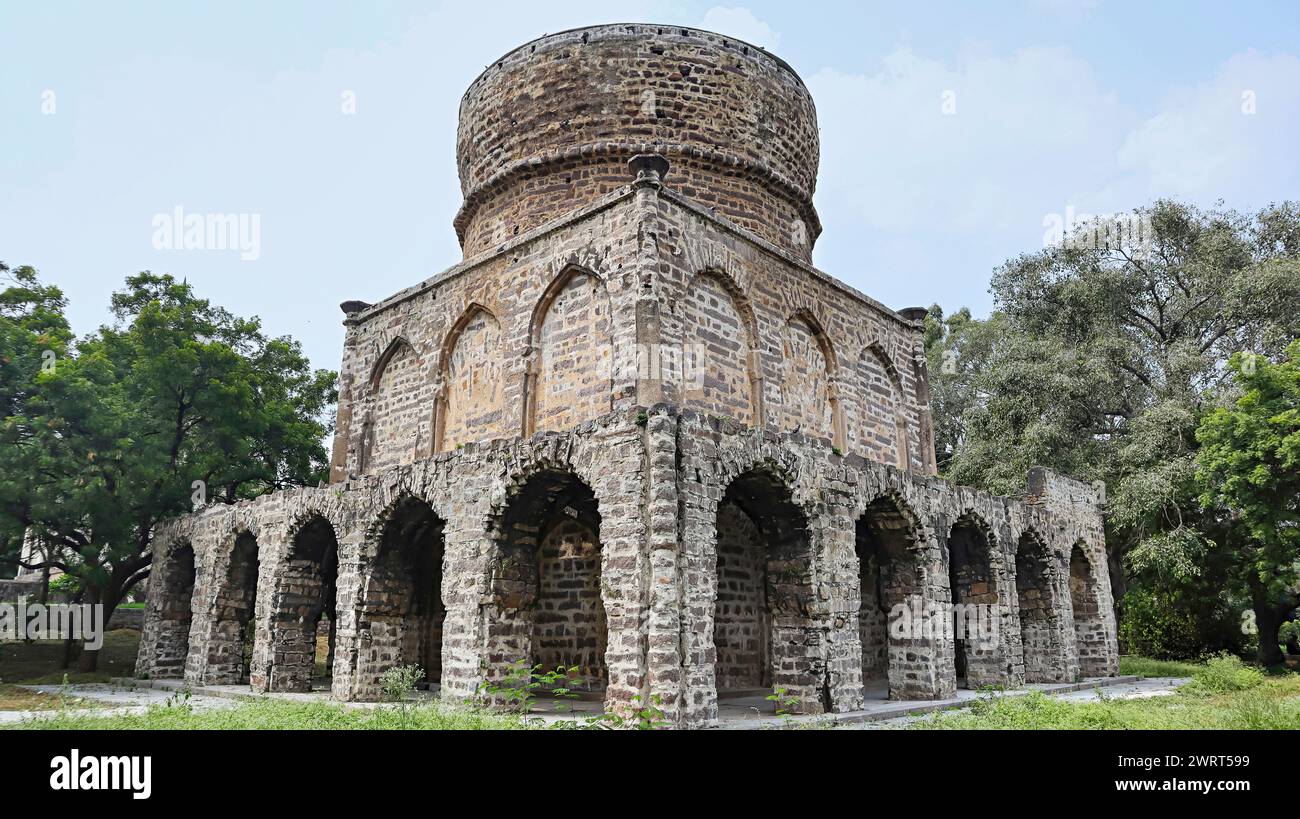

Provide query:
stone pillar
left=822, top=489, right=867, bottom=712
left=643, top=407, right=685, bottom=724
left=330, top=303, right=368, bottom=484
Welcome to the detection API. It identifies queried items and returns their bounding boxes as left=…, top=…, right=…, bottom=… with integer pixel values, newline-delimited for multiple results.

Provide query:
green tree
left=1196, top=343, right=1300, bottom=665
left=0, top=263, right=74, bottom=589
left=929, top=200, right=1300, bottom=647
left=0, top=269, right=337, bottom=670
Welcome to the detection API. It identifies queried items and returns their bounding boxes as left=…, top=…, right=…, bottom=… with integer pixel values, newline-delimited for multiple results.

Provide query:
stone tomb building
left=135, top=24, right=1119, bottom=727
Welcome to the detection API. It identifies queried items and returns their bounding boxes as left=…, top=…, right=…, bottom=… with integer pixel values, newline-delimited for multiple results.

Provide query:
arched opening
left=490, top=469, right=606, bottom=696
left=856, top=495, right=926, bottom=699
left=266, top=516, right=339, bottom=692
left=1016, top=531, right=1057, bottom=683
left=714, top=467, right=818, bottom=711
left=946, top=516, right=999, bottom=688
left=206, top=531, right=260, bottom=684
left=362, top=497, right=446, bottom=690
left=1069, top=543, right=1107, bottom=678
left=150, top=541, right=195, bottom=679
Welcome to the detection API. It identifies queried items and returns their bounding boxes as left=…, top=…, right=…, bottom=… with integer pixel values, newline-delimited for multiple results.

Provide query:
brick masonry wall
left=714, top=501, right=769, bottom=689
left=455, top=25, right=820, bottom=260
left=331, top=180, right=937, bottom=487
left=135, top=25, right=1117, bottom=727
left=138, top=406, right=1118, bottom=727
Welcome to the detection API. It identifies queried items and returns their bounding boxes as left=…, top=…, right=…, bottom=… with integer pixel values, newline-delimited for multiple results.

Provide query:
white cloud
left=808, top=45, right=1132, bottom=237
left=699, top=6, right=779, bottom=50
left=1118, top=51, right=1300, bottom=201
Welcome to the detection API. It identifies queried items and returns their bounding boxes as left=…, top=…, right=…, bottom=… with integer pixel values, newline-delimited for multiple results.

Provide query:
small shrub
left=766, top=686, right=800, bottom=717
left=1224, top=690, right=1300, bottom=730
left=1183, top=653, right=1264, bottom=695
left=379, top=664, right=424, bottom=703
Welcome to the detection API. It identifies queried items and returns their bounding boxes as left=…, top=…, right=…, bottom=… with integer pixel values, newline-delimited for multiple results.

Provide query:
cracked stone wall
left=455, top=25, right=821, bottom=261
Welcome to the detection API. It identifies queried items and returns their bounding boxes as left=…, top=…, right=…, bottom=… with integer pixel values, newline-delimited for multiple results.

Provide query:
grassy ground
left=10, top=699, right=526, bottom=730
left=0, top=629, right=142, bottom=690
left=0, top=631, right=142, bottom=696
left=914, top=655, right=1300, bottom=729
left=0, top=684, right=83, bottom=711
left=1118, top=655, right=1204, bottom=678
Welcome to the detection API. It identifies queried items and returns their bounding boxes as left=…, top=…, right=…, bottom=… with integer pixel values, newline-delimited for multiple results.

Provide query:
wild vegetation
left=926, top=200, right=1300, bottom=664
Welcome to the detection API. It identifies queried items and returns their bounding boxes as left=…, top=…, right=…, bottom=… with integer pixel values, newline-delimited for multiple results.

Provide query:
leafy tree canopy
left=0, top=267, right=337, bottom=669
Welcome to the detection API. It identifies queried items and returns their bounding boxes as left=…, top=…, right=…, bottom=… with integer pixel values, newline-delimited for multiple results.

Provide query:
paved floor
left=832, top=676, right=1192, bottom=730
left=0, top=675, right=1190, bottom=728
left=0, top=681, right=241, bottom=725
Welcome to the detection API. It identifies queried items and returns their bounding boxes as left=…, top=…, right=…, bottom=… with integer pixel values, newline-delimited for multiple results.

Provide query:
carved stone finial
left=628, top=153, right=670, bottom=187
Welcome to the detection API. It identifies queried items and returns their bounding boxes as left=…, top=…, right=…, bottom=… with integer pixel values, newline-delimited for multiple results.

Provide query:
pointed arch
left=777, top=308, right=840, bottom=446
left=712, top=463, right=820, bottom=711
left=855, top=491, right=933, bottom=699
left=526, top=265, right=613, bottom=435
left=202, top=529, right=261, bottom=685
left=263, top=515, right=339, bottom=693
left=848, top=341, right=912, bottom=469
left=369, top=335, right=415, bottom=393
left=680, top=268, right=762, bottom=426
left=355, top=494, right=448, bottom=694
left=945, top=512, right=1004, bottom=688
left=436, top=303, right=504, bottom=451
left=1069, top=541, right=1109, bottom=678
left=364, top=336, right=428, bottom=474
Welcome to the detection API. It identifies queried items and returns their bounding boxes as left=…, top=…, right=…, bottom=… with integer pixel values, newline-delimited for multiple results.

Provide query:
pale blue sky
left=2, top=1, right=1297, bottom=375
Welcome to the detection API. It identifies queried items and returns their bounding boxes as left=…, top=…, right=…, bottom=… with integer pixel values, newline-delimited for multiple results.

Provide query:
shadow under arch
left=263, top=515, right=339, bottom=693
left=355, top=494, right=448, bottom=693
left=203, top=529, right=260, bottom=685
left=1069, top=541, right=1108, bottom=678
left=945, top=512, right=1004, bottom=688
left=147, top=540, right=196, bottom=679
left=712, top=462, right=825, bottom=713
left=855, top=491, right=947, bottom=700
left=1014, top=529, right=1066, bottom=683
left=484, top=466, right=608, bottom=699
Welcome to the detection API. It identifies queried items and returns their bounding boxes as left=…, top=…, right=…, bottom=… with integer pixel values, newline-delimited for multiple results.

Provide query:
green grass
left=1119, top=655, right=1203, bottom=678
left=915, top=655, right=1300, bottom=730
left=8, top=698, right=527, bottom=730
left=0, top=629, right=142, bottom=688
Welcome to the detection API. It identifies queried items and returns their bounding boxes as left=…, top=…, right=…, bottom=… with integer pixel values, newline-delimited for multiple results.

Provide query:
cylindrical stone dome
left=455, top=23, right=821, bottom=260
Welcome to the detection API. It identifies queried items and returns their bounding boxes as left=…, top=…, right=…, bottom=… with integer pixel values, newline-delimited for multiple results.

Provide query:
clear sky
left=2, top=1, right=1297, bottom=376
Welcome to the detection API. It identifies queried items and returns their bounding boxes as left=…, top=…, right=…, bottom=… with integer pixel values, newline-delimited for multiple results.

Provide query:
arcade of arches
left=137, top=416, right=1117, bottom=727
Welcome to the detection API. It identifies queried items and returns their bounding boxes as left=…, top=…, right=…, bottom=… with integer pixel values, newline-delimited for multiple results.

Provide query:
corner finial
left=628, top=153, right=670, bottom=187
